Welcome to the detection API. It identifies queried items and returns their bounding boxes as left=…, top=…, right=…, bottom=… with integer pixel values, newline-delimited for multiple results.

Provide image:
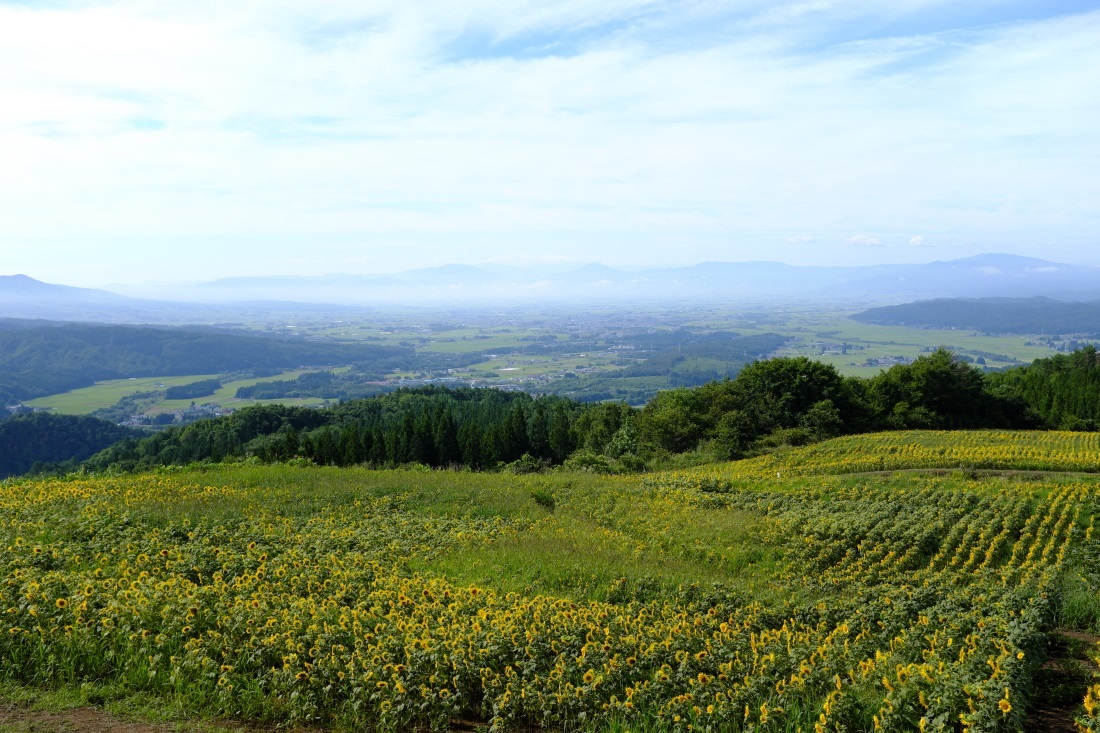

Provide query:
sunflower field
left=2, top=430, right=1099, bottom=731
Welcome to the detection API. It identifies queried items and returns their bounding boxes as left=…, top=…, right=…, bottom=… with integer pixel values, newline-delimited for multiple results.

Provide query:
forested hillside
left=852, top=296, right=1100, bottom=334
left=84, top=388, right=592, bottom=472
left=988, top=346, right=1100, bottom=429
left=0, top=412, right=141, bottom=477
left=638, top=347, right=1034, bottom=458
left=0, top=320, right=411, bottom=405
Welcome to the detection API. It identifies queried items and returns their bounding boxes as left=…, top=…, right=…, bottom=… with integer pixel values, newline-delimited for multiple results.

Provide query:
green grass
left=124, top=463, right=556, bottom=527
left=420, top=500, right=782, bottom=604
left=25, top=375, right=219, bottom=414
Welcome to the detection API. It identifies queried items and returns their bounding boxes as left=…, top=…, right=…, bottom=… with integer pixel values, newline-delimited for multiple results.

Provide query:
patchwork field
left=2, top=431, right=1099, bottom=731
left=13, top=303, right=1082, bottom=411
left=24, top=374, right=220, bottom=414
left=769, top=316, right=1061, bottom=373
left=25, top=370, right=324, bottom=416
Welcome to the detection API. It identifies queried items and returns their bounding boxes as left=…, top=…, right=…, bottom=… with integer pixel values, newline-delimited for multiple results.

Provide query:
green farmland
left=26, top=369, right=323, bottom=416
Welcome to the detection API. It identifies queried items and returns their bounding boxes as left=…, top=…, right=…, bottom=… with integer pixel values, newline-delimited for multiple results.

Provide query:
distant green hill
left=0, top=412, right=142, bottom=477
left=851, top=296, right=1100, bottom=334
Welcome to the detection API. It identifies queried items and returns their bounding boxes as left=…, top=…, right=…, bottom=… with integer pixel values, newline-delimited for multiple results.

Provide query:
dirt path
left=0, top=702, right=278, bottom=733
left=0, top=704, right=173, bottom=733
left=1026, top=628, right=1099, bottom=733
left=0, top=703, right=484, bottom=733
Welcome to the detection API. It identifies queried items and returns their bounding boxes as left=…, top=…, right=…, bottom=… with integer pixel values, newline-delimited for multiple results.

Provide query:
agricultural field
left=25, top=374, right=220, bottom=414
left=148, top=369, right=338, bottom=415
left=718, top=430, right=1100, bottom=478
left=251, top=302, right=1076, bottom=389
left=25, top=369, right=325, bottom=417
left=13, top=302, right=1086, bottom=412
left=468, top=355, right=618, bottom=381
left=727, top=312, right=1060, bottom=379
left=2, top=431, right=1099, bottom=731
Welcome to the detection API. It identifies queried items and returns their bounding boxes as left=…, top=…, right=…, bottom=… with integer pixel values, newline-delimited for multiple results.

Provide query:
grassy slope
left=1, top=431, right=1098, bottom=731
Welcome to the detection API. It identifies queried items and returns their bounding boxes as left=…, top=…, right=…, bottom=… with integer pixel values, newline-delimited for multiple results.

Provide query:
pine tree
left=434, top=409, right=461, bottom=467
left=459, top=423, right=483, bottom=469
left=549, top=403, right=574, bottom=463
left=528, top=401, right=551, bottom=460
left=368, top=428, right=387, bottom=466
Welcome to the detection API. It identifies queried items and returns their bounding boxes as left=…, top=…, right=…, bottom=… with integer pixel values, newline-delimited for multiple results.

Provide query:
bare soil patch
left=0, top=701, right=484, bottom=733
left=0, top=704, right=171, bottom=733
left=1026, top=628, right=1099, bottom=733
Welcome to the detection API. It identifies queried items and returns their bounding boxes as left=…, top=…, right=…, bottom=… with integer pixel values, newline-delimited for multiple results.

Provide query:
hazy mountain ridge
left=0, top=274, right=139, bottom=320
left=137, top=253, right=1100, bottom=303
left=5, top=253, right=1100, bottom=322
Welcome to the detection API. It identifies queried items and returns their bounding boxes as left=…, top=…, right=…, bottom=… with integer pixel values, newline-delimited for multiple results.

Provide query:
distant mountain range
left=5, top=253, right=1100, bottom=322
left=176, top=253, right=1100, bottom=302
left=0, top=274, right=359, bottom=323
left=0, top=274, right=135, bottom=315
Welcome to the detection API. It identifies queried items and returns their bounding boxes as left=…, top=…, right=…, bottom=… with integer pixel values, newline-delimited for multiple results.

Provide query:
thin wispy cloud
left=0, top=1, right=1097, bottom=284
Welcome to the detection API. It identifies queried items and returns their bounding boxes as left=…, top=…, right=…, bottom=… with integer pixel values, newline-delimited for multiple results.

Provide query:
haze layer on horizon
left=1, top=0, right=1097, bottom=287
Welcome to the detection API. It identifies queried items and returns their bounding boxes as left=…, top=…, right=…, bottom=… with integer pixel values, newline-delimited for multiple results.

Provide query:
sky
left=0, top=0, right=1098, bottom=287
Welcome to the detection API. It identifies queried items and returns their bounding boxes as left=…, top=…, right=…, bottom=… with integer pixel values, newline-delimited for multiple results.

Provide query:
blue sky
left=0, top=0, right=1097, bottom=286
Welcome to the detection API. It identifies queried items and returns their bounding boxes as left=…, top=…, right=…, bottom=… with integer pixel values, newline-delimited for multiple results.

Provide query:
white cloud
left=0, top=2, right=1098, bottom=282
left=847, top=235, right=882, bottom=247
left=909, top=235, right=931, bottom=247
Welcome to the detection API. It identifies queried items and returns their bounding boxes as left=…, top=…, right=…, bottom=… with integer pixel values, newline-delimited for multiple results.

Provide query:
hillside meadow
left=2, top=431, right=1099, bottom=732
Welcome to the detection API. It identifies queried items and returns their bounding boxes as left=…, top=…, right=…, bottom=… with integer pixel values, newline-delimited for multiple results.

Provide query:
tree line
left=986, top=345, right=1100, bottom=429
left=637, top=347, right=1034, bottom=460
left=16, top=346, right=1100, bottom=477
left=83, top=387, right=593, bottom=473
left=165, top=379, right=222, bottom=400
